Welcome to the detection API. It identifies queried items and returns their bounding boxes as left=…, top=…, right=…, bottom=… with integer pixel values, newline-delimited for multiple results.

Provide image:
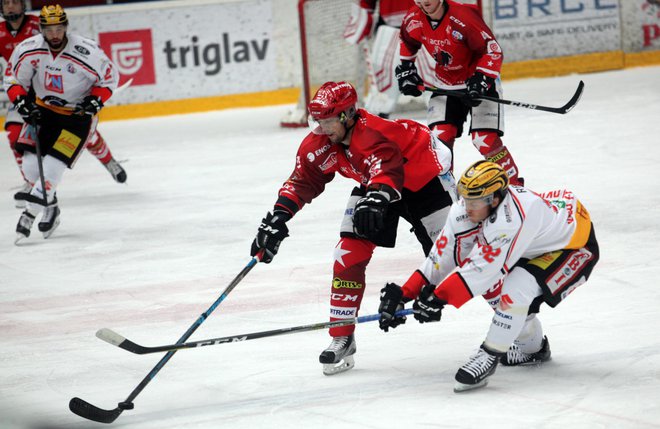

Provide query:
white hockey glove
left=343, top=2, right=374, bottom=45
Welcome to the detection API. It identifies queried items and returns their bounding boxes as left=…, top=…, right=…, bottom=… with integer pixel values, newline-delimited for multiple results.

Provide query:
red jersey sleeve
left=399, top=8, right=424, bottom=61
left=461, top=7, right=503, bottom=78
left=275, top=134, right=336, bottom=217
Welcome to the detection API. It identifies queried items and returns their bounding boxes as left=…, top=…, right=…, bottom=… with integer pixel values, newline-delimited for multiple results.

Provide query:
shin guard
left=85, top=131, right=113, bottom=164
left=328, top=237, right=376, bottom=337
left=471, top=131, right=523, bottom=185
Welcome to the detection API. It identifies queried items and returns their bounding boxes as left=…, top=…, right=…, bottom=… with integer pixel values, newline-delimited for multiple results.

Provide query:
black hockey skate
left=454, top=345, right=503, bottom=392
left=319, top=334, right=356, bottom=376
left=15, top=211, right=36, bottom=244
left=104, top=158, right=127, bottom=183
left=501, top=336, right=551, bottom=366
left=38, top=204, right=60, bottom=239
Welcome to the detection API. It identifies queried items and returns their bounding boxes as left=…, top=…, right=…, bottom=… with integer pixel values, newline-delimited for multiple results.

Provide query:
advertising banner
left=90, top=0, right=275, bottom=104
left=491, top=0, right=621, bottom=62
left=640, top=0, right=660, bottom=49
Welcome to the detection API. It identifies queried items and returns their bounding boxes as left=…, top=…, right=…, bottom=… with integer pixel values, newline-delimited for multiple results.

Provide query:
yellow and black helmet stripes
left=40, top=4, right=67, bottom=26
left=457, top=160, right=509, bottom=200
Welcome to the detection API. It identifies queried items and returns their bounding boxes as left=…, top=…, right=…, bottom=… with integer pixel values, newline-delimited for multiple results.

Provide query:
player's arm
left=4, top=42, right=39, bottom=120
left=396, top=13, right=424, bottom=96
left=75, top=49, right=119, bottom=116
left=464, top=12, right=502, bottom=104
left=250, top=141, right=335, bottom=263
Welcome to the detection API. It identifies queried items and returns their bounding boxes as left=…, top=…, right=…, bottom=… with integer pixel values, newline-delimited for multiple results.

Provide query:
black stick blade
left=69, top=397, right=123, bottom=424
left=559, top=80, right=585, bottom=113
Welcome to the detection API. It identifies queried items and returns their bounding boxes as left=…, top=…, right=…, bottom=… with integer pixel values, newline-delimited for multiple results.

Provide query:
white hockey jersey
left=3, top=33, right=118, bottom=113
left=405, top=186, right=592, bottom=305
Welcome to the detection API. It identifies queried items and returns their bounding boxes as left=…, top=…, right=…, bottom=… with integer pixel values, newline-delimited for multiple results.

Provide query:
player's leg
left=86, top=130, right=127, bottom=183
left=470, top=78, right=523, bottom=185
left=455, top=267, right=543, bottom=392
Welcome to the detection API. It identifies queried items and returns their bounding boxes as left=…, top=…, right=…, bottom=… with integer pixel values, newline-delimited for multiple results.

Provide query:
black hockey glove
left=250, top=211, right=290, bottom=263
left=14, top=96, right=41, bottom=122
left=395, top=60, right=424, bottom=97
left=74, top=95, right=104, bottom=116
left=412, top=284, right=447, bottom=323
left=353, top=190, right=389, bottom=238
left=378, top=283, right=411, bottom=332
left=465, top=72, right=495, bottom=107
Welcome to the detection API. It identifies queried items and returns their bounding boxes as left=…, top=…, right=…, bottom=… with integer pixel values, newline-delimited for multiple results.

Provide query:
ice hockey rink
left=1, top=66, right=659, bottom=429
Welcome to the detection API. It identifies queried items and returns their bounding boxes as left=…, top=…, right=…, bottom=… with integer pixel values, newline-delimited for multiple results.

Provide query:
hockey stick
left=69, top=253, right=263, bottom=424
left=97, top=308, right=415, bottom=355
left=30, top=118, right=48, bottom=206
left=425, top=80, right=584, bottom=114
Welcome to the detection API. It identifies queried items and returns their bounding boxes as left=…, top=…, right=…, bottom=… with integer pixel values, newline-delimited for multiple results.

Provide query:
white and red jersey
left=403, top=187, right=593, bottom=305
left=0, top=15, right=40, bottom=62
left=359, top=0, right=416, bottom=28
left=275, top=110, right=448, bottom=216
left=4, top=33, right=118, bottom=113
left=400, top=0, right=503, bottom=88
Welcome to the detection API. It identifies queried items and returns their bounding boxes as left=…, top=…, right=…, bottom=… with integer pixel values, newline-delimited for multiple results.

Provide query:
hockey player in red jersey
left=396, top=0, right=524, bottom=185
left=6, top=4, right=119, bottom=243
left=379, top=161, right=599, bottom=392
left=1, top=0, right=126, bottom=209
left=343, top=0, right=440, bottom=118
left=250, top=81, right=455, bottom=375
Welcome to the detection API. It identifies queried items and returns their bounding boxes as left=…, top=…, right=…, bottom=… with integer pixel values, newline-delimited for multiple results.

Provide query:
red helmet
left=307, top=81, right=358, bottom=121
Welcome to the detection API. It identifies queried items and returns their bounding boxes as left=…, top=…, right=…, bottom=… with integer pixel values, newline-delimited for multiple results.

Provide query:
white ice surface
left=1, top=66, right=660, bottom=429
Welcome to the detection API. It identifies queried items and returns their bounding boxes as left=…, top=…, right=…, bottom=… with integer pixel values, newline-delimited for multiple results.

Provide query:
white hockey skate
left=501, top=336, right=551, bottom=366
left=15, top=211, right=35, bottom=244
left=104, top=158, right=127, bottom=183
left=38, top=204, right=60, bottom=239
left=319, top=334, right=356, bottom=376
left=454, top=346, right=502, bottom=393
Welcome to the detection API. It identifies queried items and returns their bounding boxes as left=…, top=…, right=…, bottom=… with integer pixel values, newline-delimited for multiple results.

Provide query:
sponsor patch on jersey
left=332, top=278, right=363, bottom=289
left=44, top=72, right=63, bottom=93
left=319, top=152, right=337, bottom=172
left=53, top=129, right=82, bottom=158
left=331, top=293, right=359, bottom=302
left=547, top=249, right=593, bottom=294
left=74, top=45, right=90, bottom=55
left=452, top=30, right=464, bottom=41
left=66, top=63, right=76, bottom=74
left=487, top=40, right=501, bottom=54
left=528, top=251, right=562, bottom=270
left=329, top=306, right=357, bottom=319
left=406, top=19, right=423, bottom=34
left=307, top=152, right=315, bottom=162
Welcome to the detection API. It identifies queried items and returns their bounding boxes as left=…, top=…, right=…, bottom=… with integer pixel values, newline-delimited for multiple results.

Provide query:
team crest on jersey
left=66, top=63, right=76, bottom=74
left=452, top=30, right=464, bottom=41
left=45, top=72, right=64, bottom=93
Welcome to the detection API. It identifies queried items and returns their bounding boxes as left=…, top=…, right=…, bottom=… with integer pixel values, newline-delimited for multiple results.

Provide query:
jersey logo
left=45, top=72, right=64, bottom=93
left=74, top=45, right=90, bottom=55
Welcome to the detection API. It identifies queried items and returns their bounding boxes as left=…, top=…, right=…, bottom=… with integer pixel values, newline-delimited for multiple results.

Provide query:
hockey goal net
left=281, top=0, right=483, bottom=128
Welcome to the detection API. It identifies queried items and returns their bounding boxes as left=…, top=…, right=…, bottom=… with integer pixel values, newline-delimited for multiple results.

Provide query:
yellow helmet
left=40, top=4, right=67, bottom=26
left=457, top=160, right=509, bottom=200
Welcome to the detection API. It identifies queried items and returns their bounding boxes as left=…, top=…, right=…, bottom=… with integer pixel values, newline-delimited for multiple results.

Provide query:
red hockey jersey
left=275, top=110, right=445, bottom=216
left=400, top=0, right=503, bottom=88
left=0, top=15, right=40, bottom=62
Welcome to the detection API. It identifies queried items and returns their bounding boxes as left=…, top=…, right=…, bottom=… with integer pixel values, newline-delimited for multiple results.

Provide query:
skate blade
left=454, top=379, right=488, bottom=393
left=322, top=355, right=355, bottom=376
left=41, top=219, right=60, bottom=239
left=14, top=233, right=28, bottom=245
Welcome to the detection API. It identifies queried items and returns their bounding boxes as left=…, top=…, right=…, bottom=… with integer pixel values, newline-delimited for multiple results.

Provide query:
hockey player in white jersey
left=378, top=160, right=599, bottom=392
left=5, top=4, right=118, bottom=243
